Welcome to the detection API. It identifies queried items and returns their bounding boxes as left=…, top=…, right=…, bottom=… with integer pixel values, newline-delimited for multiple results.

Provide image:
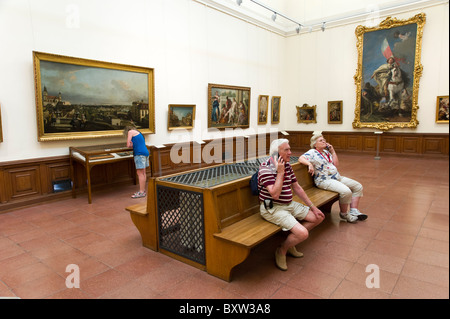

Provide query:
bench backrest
left=292, top=161, right=314, bottom=190
left=213, top=161, right=313, bottom=230
left=212, top=177, right=259, bottom=229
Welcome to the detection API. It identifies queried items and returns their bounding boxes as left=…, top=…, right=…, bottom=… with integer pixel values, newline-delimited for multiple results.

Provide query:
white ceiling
left=200, top=0, right=447, bottom=35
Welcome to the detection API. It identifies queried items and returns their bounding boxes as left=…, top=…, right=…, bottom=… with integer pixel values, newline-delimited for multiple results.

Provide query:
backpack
left=249, top=169, right=261, bottom=196
left=250, top=158, right=272, bottom=196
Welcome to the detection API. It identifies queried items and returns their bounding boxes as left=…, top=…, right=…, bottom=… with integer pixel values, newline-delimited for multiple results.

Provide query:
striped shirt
left=258, top=160, right=297, bottom=204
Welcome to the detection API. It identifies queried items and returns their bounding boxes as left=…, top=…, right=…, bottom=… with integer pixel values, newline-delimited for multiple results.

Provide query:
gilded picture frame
left=328, top=100, right=343, bottom=124
left=258, top=95, right=269, bottom=124
left=271, top=96, right=281, bottom=124
left=353, top=14, right=426, bottom=131
left=208, top=83, right=250, bottom=129
left=436, top=96, right=449, bottom=124
left=168, top=104, right=195, bottom=130
left=33, top=51, right=155, bottom=141
left=296, top=104, right=317, bottom=124
left=0, top=104, right=3, bottom=143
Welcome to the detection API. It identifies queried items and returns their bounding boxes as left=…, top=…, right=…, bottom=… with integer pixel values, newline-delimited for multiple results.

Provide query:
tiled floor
left=0, top=153, right=448, bottom=299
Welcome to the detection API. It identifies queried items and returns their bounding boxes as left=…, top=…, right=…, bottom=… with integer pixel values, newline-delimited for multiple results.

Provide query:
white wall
left=0, top=0, right=448, bottom=162
left=284, top=2, right=449, bottom=133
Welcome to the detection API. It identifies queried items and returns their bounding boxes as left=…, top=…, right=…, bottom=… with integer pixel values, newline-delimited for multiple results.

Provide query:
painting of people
left=328, top=101, right=342, bottom=124
left=208, top=84, right=250, bottom=129
left=271, top=96, right=280, bottom=124
left=296, top=104, right=317, bottom=124
left=436, top=96, right=449, bottom=123
left=258, top=95, right=269, bottom=124
left=353, top=14, right=425, bottom=130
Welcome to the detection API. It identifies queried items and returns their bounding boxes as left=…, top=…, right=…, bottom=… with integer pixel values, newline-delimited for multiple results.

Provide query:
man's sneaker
left=339, top=212, right=358, bottom=223
left=349, top=208, right=368, bottom=221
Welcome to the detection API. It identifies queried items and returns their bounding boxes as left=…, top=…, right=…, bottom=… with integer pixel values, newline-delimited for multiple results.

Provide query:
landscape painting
left=168, top=104, right=195, bottom=130
left=33, top=51, right=155, bottom=141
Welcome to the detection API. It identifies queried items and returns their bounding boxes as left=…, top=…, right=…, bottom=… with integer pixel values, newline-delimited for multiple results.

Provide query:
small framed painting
left=258, top=95, right=269, bottom=125
left=436, top=96, right=449, bottom=123
left=296, top=104, right=317, bottom=124
left=168, top=104, right=195, bottom=130
left=271, top=96, right=281, bottom=124
left=328, top=100, right=343, bottom=124
left=0, top=104, right=3, bottom=142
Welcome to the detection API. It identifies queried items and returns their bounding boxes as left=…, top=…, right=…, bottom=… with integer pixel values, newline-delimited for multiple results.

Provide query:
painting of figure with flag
left=370, top=38, right=411, bottom=111
left=353, top=14, right=426, bottom=131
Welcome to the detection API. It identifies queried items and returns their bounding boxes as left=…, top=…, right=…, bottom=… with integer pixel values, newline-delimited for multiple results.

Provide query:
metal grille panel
left=161, top=156, right=299, bottom=188
left=157, top=186, right=205, bottom=265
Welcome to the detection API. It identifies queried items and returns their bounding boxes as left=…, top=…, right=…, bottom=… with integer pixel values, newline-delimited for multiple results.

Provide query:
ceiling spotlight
left=236, top=0, right=242, bottom=6
left=321, top=22, right=326, bottom=32
left=271, top=12, right=277, bottom=21
left=296, top=25, right=301, bottom=34
left=308, top=26, right=313, bottom=33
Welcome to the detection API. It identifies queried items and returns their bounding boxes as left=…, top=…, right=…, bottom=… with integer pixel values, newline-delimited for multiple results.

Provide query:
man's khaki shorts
left=260, top=201, right=309, bottom=231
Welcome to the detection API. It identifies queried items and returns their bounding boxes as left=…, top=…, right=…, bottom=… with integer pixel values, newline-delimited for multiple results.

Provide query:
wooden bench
left=125, top=161, right=339, bottom=282
left=125, top=178, right=158, bottom=251
left=209, top=162, right=338, bottom=281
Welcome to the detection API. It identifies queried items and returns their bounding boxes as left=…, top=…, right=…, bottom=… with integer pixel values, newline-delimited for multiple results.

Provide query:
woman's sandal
left=131, top=191, right=146, bottom=199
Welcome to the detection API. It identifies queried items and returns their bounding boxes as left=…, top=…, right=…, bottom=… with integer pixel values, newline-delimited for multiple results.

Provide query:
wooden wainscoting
left=150, top=133, right=276, bottom=177
left=287, top=131, right=449, bottom=156
left=0, top=155, right=138, bottom=213
left=0, top=156, right=71, bottom=212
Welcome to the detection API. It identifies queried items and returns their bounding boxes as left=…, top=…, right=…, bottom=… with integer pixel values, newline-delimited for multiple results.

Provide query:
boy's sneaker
left=339, top=212, right=358, bottom=223
left=349, top=208, right=368, bottom=221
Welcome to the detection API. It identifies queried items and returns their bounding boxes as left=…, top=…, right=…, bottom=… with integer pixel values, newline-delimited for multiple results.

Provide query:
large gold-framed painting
left=353, top=14, right=426, bottom=131
left=0, top=104, right=3, bottom=142
left=33, top=51, right=155, bottom=141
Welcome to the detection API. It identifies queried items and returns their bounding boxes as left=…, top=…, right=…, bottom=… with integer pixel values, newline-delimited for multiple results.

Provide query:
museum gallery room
left=0, top=0, right=448, bottom=301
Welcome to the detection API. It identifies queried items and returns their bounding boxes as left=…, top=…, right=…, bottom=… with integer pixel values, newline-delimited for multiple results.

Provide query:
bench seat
left=294, top=187, right=339, bottom=208
left=214, top=187, right=339, bottom=249
left=125, top=203, right=147, bottom=216
left=214, top=213, right=280, bottom=248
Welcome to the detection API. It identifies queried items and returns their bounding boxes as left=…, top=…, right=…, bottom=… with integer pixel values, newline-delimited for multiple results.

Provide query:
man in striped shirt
left=258, top=139, right=325, bottom=271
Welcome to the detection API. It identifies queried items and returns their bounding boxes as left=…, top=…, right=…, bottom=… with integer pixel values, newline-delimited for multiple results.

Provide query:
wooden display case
left=69, top=143, right=136, bottom=204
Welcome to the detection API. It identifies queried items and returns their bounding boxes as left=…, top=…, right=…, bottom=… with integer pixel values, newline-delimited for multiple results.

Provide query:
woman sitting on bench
left=299, top=131, right=368, bottom=223
left=258, top=139, right=325, bottom=271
